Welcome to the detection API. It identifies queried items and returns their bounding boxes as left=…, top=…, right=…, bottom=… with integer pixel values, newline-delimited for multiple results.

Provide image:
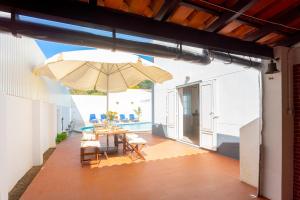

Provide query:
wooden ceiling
left=0, top=0, right=298, bottom=58
left=84, top=0, right=300, bottom=47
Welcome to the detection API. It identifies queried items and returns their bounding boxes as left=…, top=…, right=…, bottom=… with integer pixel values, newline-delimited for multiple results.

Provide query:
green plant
left=133, top=107, right=142, bottom=121
left=106, top=111, right=118, bottom=121
left=56, top=132, right=68, bottom=144
left=70, top=89, right=106, bottom=96
left=129, top=80, right=153, bottom=89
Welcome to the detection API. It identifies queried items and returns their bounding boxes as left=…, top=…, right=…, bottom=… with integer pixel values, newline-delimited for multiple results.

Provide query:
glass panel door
left=181, top=84, right=199, bottom=145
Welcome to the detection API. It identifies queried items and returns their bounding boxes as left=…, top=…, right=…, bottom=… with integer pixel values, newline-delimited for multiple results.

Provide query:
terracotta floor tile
left=21, top=133, right=262, bottom=200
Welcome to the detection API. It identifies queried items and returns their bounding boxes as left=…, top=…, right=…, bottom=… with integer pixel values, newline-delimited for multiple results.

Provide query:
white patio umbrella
left=34, top=49, right=172, bottom=112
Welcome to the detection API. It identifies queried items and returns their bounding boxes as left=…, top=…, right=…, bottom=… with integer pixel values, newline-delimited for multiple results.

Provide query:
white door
left=166, top=90, right=177, bottom=139
left=200, top=81, right=216, bottom=150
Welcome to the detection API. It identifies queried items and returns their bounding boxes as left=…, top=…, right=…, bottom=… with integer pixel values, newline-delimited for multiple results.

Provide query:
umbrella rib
left=86, top=63, right=108, bottom=75
left=131, top=65, right=156, bottom=82
left=109, top=63, right=130, bottom=75
left=115, top=64, right=129, bottom=88
left=94, top=64, right=103, bottom=90
left=59, top=61, right=88, bottom=81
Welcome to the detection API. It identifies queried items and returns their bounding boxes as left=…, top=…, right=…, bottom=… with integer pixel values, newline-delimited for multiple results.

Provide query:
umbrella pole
left=106, top=92, right=109, bottom=113
left=106, top=74, right=109, bottom=113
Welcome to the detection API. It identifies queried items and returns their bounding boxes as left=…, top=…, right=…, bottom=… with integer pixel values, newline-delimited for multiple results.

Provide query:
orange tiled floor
left=21, top=133, right=263, bottom=200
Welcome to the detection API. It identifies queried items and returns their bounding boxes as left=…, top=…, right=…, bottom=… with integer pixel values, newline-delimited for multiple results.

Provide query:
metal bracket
left=10, top=9, right=21, bottom=38
left=112, top=28, right=116, bottom=51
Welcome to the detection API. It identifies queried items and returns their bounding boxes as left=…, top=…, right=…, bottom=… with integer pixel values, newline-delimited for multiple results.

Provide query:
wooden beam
left=154, top=0, right=180, bottom=21
left=206, top=0, right=258, bottom=32
left=0, top=0, right=273, bottom=58
left=271, top=5, right=300, bottom=25
left=244, top=6, right=300, bottom=42
left=276, top=32, right=300, bottom=47
left=181, top=0, right=293, bottom=40
left=179, top=1, right=219, bottom=16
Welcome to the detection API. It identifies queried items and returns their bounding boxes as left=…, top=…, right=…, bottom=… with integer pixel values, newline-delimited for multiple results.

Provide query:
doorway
left=178, top=84, right=200, bottom=145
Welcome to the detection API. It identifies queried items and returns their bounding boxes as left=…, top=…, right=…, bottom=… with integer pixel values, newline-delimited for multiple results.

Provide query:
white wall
left=0, top=33, right=71, bottom=199
left=0, top=93, right=8, bottom=200
left=5, top=95, right=33, bottom=190
left=154, top=57, right=260, bottom=138
left=71, top=89, right=152, bottom=129
left=240, top=118, right=260, bottom=187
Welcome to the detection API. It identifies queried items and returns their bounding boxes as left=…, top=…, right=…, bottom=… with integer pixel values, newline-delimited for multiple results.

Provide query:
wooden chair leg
left=104, top=151, right=108, bottom=159
left=134, top=145, right=145, bottom=160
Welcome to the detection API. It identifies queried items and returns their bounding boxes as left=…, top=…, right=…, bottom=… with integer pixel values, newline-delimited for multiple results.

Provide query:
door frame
left=166, top=89, right=178, bottom=139
left=199, top=79, right=217, bottom=150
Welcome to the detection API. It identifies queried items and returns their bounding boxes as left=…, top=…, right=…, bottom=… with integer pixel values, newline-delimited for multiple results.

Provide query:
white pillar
left=0, top=93, right=8, bottom=200
left=49, top=103, right=57, bottom=148
left=261, top=47, right=286, bottom=200
left=32, top=100, right=43, bottom=166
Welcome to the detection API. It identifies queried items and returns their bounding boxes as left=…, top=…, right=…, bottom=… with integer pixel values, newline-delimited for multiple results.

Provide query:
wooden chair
left=126, top=137, right=147, bottom=160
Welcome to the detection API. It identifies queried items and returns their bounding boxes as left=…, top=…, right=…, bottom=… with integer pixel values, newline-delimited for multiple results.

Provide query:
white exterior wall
left=71, top=89, right=152, bottom=129
left=154, top=57, right=260, bottom=137
left=0, top=33, right=71, bottom=199
left=153, top=57, right=260, bottom=187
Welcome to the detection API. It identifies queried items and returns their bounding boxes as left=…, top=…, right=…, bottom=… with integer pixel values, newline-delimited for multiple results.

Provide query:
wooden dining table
left=94, top=127, right=129, bottom=154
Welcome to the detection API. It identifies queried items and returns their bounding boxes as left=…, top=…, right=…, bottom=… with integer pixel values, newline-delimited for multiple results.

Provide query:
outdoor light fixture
left=265, top=59, right=279, bottom=74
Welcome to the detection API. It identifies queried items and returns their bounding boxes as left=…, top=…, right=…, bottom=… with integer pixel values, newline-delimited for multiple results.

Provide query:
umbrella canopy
left=34, top=49, right=172, bottom=93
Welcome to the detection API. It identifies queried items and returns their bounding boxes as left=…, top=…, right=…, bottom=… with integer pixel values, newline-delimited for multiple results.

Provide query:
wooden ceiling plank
left=154, top=0, right=180, bottom=21
left=206, top=0, right=258, bottom=32
left=276, top=32, right=300, bottom=46
left=257, top=0, right=300, bottom=20
left=179, top=1, right=220, bottom=16
left=0, top=0, right=273, bottom=58
left=168, top=5, right=194, bottom=24
left=244, top=5, right=299, bottom=42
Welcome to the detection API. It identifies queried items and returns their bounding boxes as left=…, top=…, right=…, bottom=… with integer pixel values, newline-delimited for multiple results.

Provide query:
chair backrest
left=120, top=114, right=126, bottom=120
left=129, top=114, right=135, bottom=120
left=89, top=114, right=96, bottom=121
left=100, top=114, right=106, bottom=120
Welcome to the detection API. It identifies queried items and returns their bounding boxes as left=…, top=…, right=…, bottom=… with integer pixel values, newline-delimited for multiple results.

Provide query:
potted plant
left=106, top=111, right=118, bottom=126
left=133, top=107, right=142, bottom=121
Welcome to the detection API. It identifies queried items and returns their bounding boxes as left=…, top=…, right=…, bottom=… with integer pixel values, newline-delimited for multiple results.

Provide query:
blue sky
left=36, top=40, right=153, bottom=62
left=19, top=15, right=153, bottom=61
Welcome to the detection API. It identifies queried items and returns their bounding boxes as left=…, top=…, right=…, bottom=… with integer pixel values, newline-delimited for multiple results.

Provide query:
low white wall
left=240, top=118, right=260, bottom=187
left=6, top=95, right=33, bottom=191
left=0, top=94, right=58, bottom=195
left=71, top=89, right=152, bottom=129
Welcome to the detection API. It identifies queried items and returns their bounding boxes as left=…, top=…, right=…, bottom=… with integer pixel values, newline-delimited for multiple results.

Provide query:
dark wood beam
left=154, top=0, right=180, bottom=21
left=179, top=1, right=219, bottom=16
left=271, top=5, right=300, bottom=25
left=276, top=32, right=300, bottom=47
left=181, top=0, right=293, bottom=40
left=244, top=6, right=300, bottom=42
left=0, top=0, right=273, bottom=58
left=206, top=0, right=258, bottom=32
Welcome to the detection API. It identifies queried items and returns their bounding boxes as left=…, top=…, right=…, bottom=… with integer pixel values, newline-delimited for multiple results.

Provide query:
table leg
left=114, top=135, right=118, bottom=147
left=123, top=133, right=126, bottom=154
left=106, top=134, right=109, bottom=151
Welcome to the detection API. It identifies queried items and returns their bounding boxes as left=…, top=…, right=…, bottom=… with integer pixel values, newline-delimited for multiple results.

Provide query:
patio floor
left=21, top=132, right=264, bottom=200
